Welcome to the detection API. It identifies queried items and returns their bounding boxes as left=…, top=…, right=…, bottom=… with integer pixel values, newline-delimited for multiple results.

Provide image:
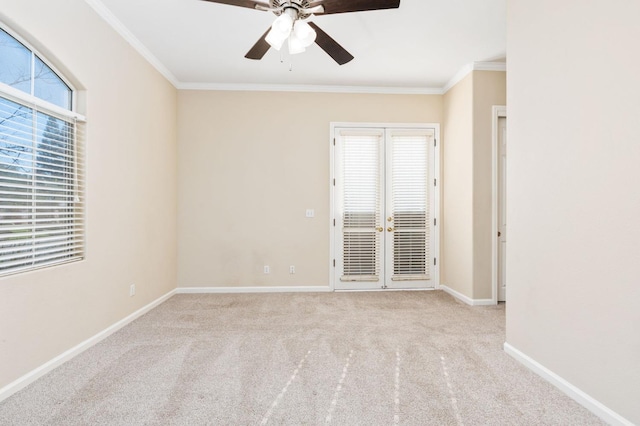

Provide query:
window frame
left=0, top=23, right=86, bottom=277
left=0, top=25, right=83, bottom=121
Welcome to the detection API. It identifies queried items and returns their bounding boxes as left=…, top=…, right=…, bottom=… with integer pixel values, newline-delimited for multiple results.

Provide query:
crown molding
left=473, top=61, right=507, bottom=72
left=177, top=82, right=444, bottom=95
left=84, top=0, right=180, bottom=87
left=442, top=61, right=506, bottom=94
left=442, top=63, right=474, bottom=94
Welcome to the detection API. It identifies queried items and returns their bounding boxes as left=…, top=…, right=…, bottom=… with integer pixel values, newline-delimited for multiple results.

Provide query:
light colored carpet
left=0, top=291, right=605, bottom=425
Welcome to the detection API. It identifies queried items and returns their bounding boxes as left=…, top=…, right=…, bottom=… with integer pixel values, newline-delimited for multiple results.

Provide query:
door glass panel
left=341, top=134, right=382, bottom=281
left=390, top=133, right=430, bottom=280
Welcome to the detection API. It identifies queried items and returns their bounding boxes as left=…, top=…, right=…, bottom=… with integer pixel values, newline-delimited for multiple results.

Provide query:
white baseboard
left=336, top=288, right=436, bottom=293
left=177, top=286, right=332, bottom=294
left=440, top=285, right=495, bottom=306
left=504, top=343, right=634, bottom=426
left=0, top=289, right=177, bottom=403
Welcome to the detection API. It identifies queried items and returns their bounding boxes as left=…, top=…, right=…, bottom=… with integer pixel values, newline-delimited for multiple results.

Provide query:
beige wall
left=442, top=71, right=506, bottom=300
left=507, top=0, right=640, bottom=423
left=177, top=91, right=442, bottom=288
left=0, top=2, right=178, bottom=389
left=472, top=71, right=506, bottom=299
left=442, top=74, right=474, bottom=296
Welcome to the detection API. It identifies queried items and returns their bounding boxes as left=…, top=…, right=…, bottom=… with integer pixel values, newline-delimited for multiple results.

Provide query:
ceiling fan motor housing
left=271, top=0, right=312, bottom=19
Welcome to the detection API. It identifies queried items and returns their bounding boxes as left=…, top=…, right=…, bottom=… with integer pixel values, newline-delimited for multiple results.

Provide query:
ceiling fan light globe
left=294, top=20, right=316, bottom=47
left=301, top=30, right=316, bottom=47
left=288, top=34, right=306, bottom=55
left=293, top=20, right=312, bottom=39
left=272, top=13, right=294, bottom=36
left=265, top=28, right=287, bottom=51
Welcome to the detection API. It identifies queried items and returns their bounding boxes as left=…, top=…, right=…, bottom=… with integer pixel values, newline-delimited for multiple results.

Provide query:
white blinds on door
left=341, top=132, right=382, bottom=281
left=390, top=132, right=430, bottom=280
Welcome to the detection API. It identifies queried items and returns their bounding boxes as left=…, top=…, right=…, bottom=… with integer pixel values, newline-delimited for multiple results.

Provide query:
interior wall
left=177, top=90, right=442, bottom=288
left=442, top=74, right=474, bottom=297
left=0, top=2, right=178, bottom=389
left=507, top=0, right=640, bottom=422
left=472, top=71, right=506, bottom=299
left=442, top=71, right=506, bottom=301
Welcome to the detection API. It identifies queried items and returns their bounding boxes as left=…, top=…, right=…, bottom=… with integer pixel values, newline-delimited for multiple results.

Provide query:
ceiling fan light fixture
left=293, top=20, right=316, bottom=47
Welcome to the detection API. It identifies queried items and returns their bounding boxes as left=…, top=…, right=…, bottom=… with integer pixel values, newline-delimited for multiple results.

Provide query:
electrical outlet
left=264, top=265, right=270, bottom=274
left=129, top=284, right=136, bottom=297
left=305, top=209, right=315, bottom=218
left=289, top=265, right=295, bottom=274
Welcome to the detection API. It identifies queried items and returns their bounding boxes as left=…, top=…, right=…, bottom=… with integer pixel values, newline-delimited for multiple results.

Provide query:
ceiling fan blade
left=309, top=0, right=400, bottom=15
left=308, top=22, right=354, bottom=65
left=200, top=0, right=266, bottom=10
left=245, top=28, right=271, bottom=60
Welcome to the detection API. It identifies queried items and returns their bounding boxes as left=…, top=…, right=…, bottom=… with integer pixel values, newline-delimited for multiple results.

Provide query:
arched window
left=0, top=27, right=85, bottom=276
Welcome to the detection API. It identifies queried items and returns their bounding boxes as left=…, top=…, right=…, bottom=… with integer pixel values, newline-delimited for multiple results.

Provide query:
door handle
left=498, top=231, right=502, bottom=237
left=387, top=227, right=395, bottom=232
left=387, top=216, right=393, bottom=222
left=376, top=226, right=384, bottom=232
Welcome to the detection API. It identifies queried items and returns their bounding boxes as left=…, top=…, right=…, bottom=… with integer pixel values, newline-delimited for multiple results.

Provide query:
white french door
left=333, top=125, right=438, bottom=290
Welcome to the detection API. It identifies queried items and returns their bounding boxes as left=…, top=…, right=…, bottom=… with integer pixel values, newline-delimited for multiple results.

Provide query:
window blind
left=0, top=96, right=85, bottom=276
left=341, top=133, right=382, bottom=281
left=390, top=133, right=430, bottom=280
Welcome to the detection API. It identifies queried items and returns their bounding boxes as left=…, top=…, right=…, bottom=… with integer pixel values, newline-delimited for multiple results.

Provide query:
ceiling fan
left=200, top=0, right=401, bottom=65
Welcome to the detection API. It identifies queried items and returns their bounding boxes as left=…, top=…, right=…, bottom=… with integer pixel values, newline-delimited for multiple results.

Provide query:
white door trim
left=491, top=106, right=507, bottom=304
left=329, top=122, right=441, bottom=292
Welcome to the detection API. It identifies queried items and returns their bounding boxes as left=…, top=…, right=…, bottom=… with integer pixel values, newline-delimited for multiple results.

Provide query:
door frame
left=329, top=122, right=441, bottom=291
left=491, top=106, right=507, bottom=304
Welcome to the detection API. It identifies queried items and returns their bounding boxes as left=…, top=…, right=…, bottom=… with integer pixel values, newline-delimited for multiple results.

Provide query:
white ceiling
left=92, top=0, right=506, bottom=91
